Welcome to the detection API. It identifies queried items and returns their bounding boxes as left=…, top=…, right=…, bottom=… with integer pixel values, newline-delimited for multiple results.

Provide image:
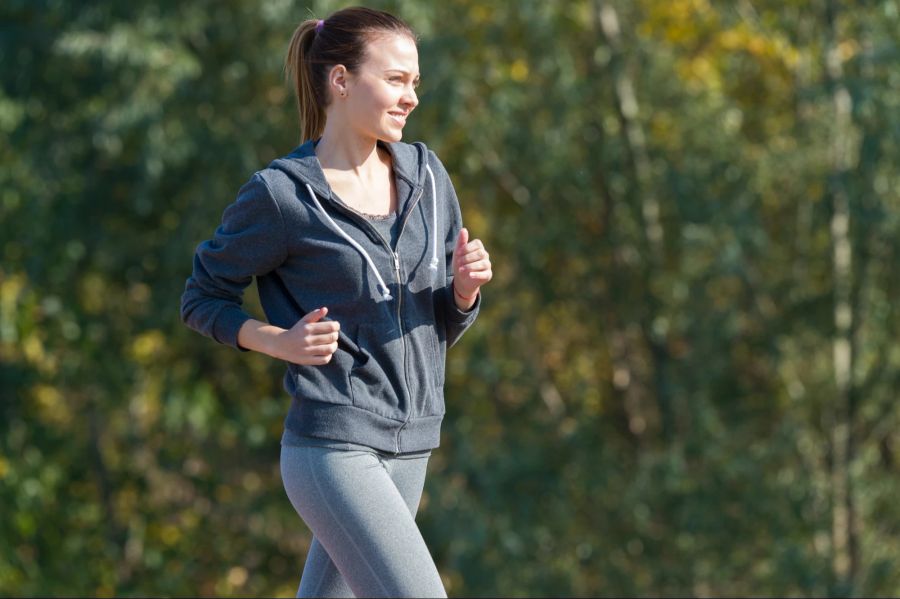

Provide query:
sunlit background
left=3, top=0, right=900, bottom=596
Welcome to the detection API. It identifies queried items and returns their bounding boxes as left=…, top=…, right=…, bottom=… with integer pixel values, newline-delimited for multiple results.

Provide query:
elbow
left=179, top=283, right=200, bottom=330
left=180, top=296, right=194, bottom=329
left=180, top=300, right=191, bottom=328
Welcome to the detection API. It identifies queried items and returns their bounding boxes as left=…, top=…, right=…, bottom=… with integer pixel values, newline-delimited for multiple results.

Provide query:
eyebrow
left=385, top=69, right=420, bottom=81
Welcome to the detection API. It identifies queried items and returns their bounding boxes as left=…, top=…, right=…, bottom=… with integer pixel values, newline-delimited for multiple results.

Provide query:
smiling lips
left=388, top=111, right=408, bottom=126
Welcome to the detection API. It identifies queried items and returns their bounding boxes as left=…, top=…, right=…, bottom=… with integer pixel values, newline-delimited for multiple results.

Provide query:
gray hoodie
left=180, top=139, right=480, bottom=454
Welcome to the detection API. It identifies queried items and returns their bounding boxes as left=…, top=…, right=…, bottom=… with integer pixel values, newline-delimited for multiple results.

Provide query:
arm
left=235, top=319, right=287, bottom=358
left=429, top=151, right=486, bottom=348
left=237, top=308, right=340, bottom=364
left=180, top=174, right=287, bottom=352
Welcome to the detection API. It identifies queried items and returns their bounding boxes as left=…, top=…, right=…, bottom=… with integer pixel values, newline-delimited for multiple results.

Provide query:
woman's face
left=340, top=33, right=420, bottom=143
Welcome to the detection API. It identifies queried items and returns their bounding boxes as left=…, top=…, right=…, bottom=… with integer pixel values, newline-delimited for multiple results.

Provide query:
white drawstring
left=304, top=183, right=393, bottom=301
left=304, top=165, right=440, bottom=302
left=425, top=164, right=440, bottom=271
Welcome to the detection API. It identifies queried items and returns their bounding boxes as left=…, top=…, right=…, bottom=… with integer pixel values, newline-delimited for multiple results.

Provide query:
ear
left=328, top=64, right=349, bottom=98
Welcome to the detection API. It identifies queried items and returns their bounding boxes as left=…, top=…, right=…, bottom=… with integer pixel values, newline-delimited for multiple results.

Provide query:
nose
left=401, top=84, right=418, bottom=110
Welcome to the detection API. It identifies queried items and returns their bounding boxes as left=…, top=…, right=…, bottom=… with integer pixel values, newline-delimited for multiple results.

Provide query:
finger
left=456, top=227, right=469, bottom=252
left=306, top=342, right=338, bottom=356
left=299, top=307, right=328, bottom=324
left=467, top=270, right=493, bottom=281
left=459, top=248, right=488, bottom=264
left=462, top=239, right=484, bottom=254
left=460, top=259, right=491, bottom=272
left=306, top=332, right=339, bottom=346
left=305, top=321, right=340, bottom=334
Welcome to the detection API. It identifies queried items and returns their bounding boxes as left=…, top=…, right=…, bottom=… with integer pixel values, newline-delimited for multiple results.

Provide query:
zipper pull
left=393, top=252, right=401, bottom=273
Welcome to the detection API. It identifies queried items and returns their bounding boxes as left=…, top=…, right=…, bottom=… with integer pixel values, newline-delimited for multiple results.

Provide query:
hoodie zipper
left=321, top=187, right=426, bottom=454
left=392, top=250, right=407, bottom=454
left=392, top=187, right=425, bottom=453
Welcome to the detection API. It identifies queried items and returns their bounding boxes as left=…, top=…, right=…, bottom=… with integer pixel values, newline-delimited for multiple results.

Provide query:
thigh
left=280, top=445, right=446, bottom=598
left=383, top=452, right=431, bottom=517
left=296, top=536, right=353, bottom=599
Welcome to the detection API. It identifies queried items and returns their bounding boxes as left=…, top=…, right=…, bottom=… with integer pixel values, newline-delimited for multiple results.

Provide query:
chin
left=381, top=130, right=404, bottom=142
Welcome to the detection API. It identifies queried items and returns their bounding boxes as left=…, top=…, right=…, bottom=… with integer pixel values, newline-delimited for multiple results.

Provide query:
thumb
left=300, top=307, right=328, bottom=324
left=456, top=227, right=469, bottom=251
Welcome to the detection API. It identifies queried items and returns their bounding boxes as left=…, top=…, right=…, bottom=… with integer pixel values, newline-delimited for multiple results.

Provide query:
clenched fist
left=273, top=307, right=341, bottom=365
left=451, top=227, right=492, bottom=309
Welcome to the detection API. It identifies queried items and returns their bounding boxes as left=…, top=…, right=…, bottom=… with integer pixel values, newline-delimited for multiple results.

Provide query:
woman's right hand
left=273, top=307, right=340, bottom=365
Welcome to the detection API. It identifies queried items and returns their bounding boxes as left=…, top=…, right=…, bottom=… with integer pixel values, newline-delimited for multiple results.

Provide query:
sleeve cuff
left=446, top=287, right=481, bottom=324
left=213, top=306, right=254, bottom=352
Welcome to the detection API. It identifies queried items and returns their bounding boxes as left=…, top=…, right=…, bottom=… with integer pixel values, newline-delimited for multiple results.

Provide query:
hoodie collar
left=282, top=139, right=425, bottom=199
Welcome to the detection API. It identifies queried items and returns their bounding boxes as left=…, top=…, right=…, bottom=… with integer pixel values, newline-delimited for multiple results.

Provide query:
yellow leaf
left=510, top=59, right=529, bottom=82
left=131, top=329, right=165, bottom=363
left=227, top=566, right=248, bottom=587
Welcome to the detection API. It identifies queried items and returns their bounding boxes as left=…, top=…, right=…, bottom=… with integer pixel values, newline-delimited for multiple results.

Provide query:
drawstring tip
left=382, top=292, right=393, bottom=301
left=429, top=258, right=439, bottom=271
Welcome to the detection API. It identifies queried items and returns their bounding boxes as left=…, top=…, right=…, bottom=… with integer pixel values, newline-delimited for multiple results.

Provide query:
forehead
left=362, top=33, right=419, bottom=73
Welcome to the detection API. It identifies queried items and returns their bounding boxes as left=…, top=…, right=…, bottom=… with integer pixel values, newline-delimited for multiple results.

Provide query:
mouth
left=388, top=111, right=408, bottom=126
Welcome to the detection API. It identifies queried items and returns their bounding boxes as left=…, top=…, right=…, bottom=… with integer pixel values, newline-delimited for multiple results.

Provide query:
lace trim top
left=360, top=211, right=397, bottom=221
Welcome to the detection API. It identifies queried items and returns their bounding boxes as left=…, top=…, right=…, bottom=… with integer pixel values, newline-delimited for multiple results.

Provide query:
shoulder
left=228, top=170, right=284, bottom=218
left=257, top=140, right=323, bottom=194
left=257, top=148, right=310, bottom=194
left=247, top=143, right=324, bottom=219
left=252, top=165, right=294, bottom=197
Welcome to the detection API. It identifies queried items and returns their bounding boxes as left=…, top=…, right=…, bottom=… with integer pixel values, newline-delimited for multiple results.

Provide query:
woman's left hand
left=451, top=227, right=492, bottom=310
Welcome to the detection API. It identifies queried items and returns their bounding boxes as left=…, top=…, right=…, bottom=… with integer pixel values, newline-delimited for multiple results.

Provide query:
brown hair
left=284, top=7, right=417, bottom=143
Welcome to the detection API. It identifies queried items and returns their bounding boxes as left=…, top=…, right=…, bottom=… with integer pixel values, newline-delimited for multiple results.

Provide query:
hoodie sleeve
left=180, top=173, right=287, bottom=351
left=429, top=150, right=481, bottom=348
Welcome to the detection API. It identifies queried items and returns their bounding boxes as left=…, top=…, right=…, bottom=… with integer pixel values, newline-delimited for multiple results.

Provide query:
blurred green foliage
left=3, top=0, right=900, bottom=596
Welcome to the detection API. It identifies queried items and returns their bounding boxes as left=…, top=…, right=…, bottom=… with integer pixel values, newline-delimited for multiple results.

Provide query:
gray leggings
left=280, top=444, right=447, bottom=598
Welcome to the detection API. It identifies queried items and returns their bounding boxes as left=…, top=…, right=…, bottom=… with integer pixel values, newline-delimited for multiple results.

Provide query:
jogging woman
left=180, top=6, right=492, bottom=597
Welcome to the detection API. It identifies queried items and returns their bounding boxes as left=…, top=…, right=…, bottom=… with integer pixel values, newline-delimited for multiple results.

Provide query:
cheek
left=354, top=90, right=383, bottom=114
left=371, top=84, right=401, bottom=108
left=351, top=91, right=382, bottom=119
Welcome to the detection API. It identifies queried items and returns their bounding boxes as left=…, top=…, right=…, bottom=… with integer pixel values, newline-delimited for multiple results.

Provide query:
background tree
left=2, top=0, right=899, bottom=596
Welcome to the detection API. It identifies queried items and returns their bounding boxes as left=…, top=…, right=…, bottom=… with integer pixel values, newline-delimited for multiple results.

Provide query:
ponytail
left=285, top=20, right=324, bottom=143
left=283, top=7, right=417, bottom=144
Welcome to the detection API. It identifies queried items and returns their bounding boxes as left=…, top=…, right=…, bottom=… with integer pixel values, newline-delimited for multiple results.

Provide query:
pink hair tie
left=315, top=19, right=324, bottom=33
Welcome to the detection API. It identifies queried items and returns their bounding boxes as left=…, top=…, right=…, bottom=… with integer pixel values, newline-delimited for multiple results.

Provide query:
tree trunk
left=824, top=0, right=859, bottom=593
left=595, top=0, right=673, bottom=442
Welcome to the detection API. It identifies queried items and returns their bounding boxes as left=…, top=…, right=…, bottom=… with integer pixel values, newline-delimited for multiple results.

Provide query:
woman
left=180, top=6, right=492, bottom=598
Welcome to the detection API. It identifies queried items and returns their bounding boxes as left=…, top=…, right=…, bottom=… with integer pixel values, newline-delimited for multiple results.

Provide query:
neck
left=315, top=122, right=383, bottom=176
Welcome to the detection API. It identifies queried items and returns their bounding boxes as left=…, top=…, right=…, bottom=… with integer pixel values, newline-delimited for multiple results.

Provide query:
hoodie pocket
left=425, top=327, right=446, bottom=415
left=431, top=330, right=446, bottom=391
left=421, top=327, right=444, bottom=392
left=405, top=322, right=445, bottom=417
left=348, top=323, right=404, bottom=419
left=289, top=344, right=354, bottom=406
